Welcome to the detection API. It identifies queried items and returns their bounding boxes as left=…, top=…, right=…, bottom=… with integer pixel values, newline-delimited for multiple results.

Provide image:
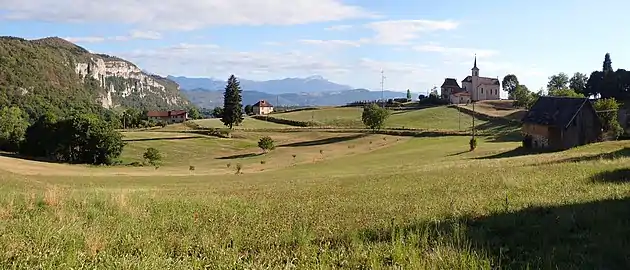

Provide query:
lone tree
left=362, top=103, right=390, bottom=131
left=501, top=74, right=519, bottom=99
left=258, top=136, right=275, bottom=153
left=221, top=75, right=244, bottom=129
left=143, top=147, right=162, bottom=166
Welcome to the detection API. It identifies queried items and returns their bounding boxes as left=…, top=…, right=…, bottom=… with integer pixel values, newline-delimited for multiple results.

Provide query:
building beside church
left=440, top=56, right=501, bottom=103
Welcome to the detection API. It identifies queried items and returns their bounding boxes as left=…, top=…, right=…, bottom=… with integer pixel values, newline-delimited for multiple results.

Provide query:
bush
left=594, top=98, right=622, bottom=140
left=258, top=136, right=275, bottom=153
left=362, top=103, right=390, bottom=131
left=143, top=147, right=162, bottom=166
left=235, top=163, right=243, bottom=174
left=469, top=137, right=478, bottom=151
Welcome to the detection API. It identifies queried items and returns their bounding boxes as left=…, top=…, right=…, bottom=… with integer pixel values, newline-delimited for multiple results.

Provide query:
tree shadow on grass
left=590, top=168, right=630, bottom=184
left=475, top=147, right=556, bottom=160
left=123, top=136, right=200, bottom=142
left=475, top=121, right=522, bottom=142
left=323, top=197, right=630, bottom=269
left=279, top=134, right=366, bottom=147
left=0, top=152, right=63, bottom=164
left=216, top=153, right=263, bottom=160
left=543, top=148, right=630, bottom=166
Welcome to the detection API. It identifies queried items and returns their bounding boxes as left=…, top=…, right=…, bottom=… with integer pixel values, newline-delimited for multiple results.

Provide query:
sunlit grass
left=1, top=130, right=630, bottom=268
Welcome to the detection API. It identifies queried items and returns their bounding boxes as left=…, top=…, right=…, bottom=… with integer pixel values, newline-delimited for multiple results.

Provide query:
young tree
left=547, top=73, right=569, bottom=91
left=220, top=75, right=244, bottom=129
left=501, top=74, right=519, bottom=99
left=569, top=72, right=588, bottom=95
left=0, top=106, right=29, bottom=152
left=594, top=98, right=623, bottom=139
left=143, top=147, right=162, bottom=166
left=258, top=136, right=275, bottom=153
left=212, top=107, right=224, bottom=118
left=362, top=103, right=390, bottom=131
left=512, top=85, right=535, bottom=108
left=187, top=107, right=202, bottom=120
left=406, top=89, right=412, bottom=100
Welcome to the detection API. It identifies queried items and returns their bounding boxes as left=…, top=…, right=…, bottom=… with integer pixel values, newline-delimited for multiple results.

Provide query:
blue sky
left=2, top=0, right=630, bottom=96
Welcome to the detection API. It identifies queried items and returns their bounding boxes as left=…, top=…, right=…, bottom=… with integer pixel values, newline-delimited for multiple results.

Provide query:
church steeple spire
left=471, top=54, right=479, bottom=76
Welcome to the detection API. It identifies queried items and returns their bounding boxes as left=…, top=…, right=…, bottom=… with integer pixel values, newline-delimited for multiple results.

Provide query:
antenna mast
left=380, top=69, right=386, bottom=108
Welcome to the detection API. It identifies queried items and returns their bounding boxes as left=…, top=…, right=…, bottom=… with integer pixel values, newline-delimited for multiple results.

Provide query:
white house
left=253, top=100, right=274, bottom=115
left=460, top=56, right=500, bottom=101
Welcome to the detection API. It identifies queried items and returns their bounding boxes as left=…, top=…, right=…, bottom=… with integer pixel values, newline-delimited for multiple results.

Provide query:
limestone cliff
left=0, top=36, right=190, bottom=115
left=74, top=55, right=188, bottom=109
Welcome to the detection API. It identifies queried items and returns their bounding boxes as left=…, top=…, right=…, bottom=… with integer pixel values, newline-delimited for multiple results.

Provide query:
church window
left=481, top=88, right=483, bottom=94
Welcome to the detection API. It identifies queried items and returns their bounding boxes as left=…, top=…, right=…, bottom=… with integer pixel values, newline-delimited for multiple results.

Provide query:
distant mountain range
left=168, top=75, right=408, bottom=108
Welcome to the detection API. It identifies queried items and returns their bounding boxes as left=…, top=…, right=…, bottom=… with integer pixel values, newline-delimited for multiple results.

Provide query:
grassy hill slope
left=0, top=131, right=629, bottom=268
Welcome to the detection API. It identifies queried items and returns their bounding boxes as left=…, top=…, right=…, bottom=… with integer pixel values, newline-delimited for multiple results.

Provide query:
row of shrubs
left=272, top=107, right=320, bottom=114
left=251, top=115, right=321, bottom=127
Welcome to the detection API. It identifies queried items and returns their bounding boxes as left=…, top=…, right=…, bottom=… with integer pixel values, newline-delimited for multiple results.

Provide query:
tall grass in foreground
left=0, top=188, right=493, bottom=269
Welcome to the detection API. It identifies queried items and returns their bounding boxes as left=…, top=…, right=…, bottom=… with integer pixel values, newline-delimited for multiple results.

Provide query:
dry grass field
left=1, top=105, right=630, bottom=269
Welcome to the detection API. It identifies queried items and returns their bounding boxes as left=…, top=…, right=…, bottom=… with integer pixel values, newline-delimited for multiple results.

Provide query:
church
left=440, top=56, right=501, bottom=104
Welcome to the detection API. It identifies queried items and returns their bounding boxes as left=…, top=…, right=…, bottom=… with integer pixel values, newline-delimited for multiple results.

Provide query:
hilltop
left=0, top=36, right=190, bottom=119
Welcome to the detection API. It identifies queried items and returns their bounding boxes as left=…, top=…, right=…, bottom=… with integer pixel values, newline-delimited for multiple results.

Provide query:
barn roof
left=521, top=96, right=595, bottom=128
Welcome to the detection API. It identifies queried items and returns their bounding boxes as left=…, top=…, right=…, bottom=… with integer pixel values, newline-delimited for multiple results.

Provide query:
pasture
left=1, top=105, right=630, bottom=269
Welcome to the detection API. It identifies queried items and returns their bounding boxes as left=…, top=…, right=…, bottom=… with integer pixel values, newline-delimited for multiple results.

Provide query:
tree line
left=502, top=52, right=626, bottom=137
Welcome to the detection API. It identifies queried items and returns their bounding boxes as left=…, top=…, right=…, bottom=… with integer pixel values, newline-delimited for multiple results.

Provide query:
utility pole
left=380, top=69, right=386, bottom=108
left=458, top=101, right=461, bottom=131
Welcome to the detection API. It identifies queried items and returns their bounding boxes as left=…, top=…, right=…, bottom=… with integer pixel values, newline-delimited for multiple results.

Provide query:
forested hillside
left=0, top=36, right=190, bottom=121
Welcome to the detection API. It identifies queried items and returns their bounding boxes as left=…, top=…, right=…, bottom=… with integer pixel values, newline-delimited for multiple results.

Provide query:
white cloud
left=325, top=24, right=353, bottom=31
left=298, top=39, right=368, bottom=48
left=414, top=43, right=499, bottom=58
left=64, top=30, right=162, bottom=43
left=365, top=20, right=459, bottom=45
left=0, top=0, right=377, bottom=30
left=113, top=43, right=430, bottom=90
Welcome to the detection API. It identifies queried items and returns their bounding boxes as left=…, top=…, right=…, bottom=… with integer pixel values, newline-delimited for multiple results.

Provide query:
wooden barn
left=521, top=96, right=602, bottom=150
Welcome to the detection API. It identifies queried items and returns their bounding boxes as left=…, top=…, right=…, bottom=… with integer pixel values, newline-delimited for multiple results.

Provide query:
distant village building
left=521, top=96, right=602, bottom=150
left=253, top=100, right=274, bottom=115
left=441, top=56, right=501, bottom=103
left=147, top=110, right=188, bottom=123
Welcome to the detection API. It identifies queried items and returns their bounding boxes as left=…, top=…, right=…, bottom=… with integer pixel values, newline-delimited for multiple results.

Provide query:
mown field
left=1, top=106, right=630, bottom=269
left=271, top=106, right=487, bottom=131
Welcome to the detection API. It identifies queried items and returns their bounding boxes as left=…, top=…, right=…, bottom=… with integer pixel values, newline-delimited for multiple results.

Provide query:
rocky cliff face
left=74, top=54, right=188, bottom=109
left=0, top=36, right=189, bottom=115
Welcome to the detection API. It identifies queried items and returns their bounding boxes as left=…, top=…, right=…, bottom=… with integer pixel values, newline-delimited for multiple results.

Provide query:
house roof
left=521, top=96, right=596, bottom=128
left=441, top=78, right=461, bottom=88
left=147, top=110, right=187, bottom=117
left=462, top=76, right=500, bottom=85
left=254, top=100, right=273, bottom=107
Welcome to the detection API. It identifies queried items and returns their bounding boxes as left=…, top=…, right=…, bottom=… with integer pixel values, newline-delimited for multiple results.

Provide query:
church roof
left=462, top=76, right=500, bottom=85
left=441, top=78, right=461, bottom=88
